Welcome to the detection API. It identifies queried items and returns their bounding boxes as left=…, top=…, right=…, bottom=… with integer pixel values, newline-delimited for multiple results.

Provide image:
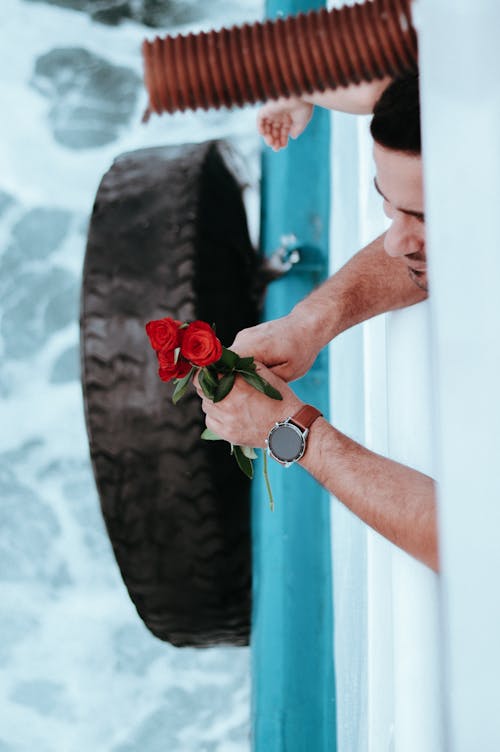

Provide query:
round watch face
left=268, top=422, right=305, bottom=463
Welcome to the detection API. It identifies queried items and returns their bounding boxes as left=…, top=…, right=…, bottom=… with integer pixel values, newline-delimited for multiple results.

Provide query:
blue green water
left=0, top=1, right=262, bottom=749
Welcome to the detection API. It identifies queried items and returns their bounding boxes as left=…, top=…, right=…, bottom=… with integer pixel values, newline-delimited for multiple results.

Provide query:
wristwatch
left=265, top=405, right=323, bottom=467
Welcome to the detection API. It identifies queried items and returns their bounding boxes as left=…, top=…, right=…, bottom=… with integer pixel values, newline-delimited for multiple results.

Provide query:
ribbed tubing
left=143, top=0, right=417, bottom=115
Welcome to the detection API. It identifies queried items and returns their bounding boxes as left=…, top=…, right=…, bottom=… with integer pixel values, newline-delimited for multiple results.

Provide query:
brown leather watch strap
left=290, top=404, right=323, bottom=431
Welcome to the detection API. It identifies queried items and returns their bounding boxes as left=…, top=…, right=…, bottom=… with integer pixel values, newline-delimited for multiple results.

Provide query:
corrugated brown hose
left=142, top=0, right=417, bottom=117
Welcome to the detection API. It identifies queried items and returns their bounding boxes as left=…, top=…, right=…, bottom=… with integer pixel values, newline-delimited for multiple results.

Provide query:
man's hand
left=230, top=233, right=428, bottom=384
left=257, top=80, right=392, bottom=152
left=230, top=313, right=319, bottom=383
left=257, top=97, right=314, bottom=151
left=195, top=360, right=439, bottom=570
left=197, top=364, right=303, bottom=449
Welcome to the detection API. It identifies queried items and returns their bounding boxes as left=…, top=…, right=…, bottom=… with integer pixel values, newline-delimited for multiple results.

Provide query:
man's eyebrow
left=373, top=177, right=425, bottom=221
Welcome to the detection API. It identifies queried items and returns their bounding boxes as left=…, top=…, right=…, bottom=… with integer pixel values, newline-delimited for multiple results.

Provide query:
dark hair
left=370, top=75, right=421, bottom=155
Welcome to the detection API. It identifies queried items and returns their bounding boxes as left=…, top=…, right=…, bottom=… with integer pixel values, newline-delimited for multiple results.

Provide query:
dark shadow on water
left=31, top=47, right=141, bottom=150
left=22, top=0, right=197, bottom=28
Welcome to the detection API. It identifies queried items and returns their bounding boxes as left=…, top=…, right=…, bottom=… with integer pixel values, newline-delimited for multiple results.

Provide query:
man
left=197, top=75, right=438, bottom=572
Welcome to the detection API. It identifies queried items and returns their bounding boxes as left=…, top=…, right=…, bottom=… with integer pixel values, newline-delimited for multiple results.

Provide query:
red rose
left=181, top=321, right=223, bottom=367
left=145, top=317, right=182, bottom=352
left=157, top=347, right=191, bottom=382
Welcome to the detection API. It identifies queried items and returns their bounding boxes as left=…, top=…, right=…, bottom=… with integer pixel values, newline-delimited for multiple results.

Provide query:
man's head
left=370, top=75, right=427, bottom=291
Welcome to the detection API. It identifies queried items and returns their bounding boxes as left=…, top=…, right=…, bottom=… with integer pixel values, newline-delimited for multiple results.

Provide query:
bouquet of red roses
left=145, top=317, right=282, bottom=487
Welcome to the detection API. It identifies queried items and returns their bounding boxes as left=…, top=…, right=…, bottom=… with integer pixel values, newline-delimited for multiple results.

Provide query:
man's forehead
left=373, top=143, right=424, bottom=211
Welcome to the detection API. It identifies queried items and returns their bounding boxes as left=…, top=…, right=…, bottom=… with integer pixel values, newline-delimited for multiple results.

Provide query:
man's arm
left=198, top=366, right=438, bottom=571
left=302, top=78, right=392, bottom=114
left=291, top=232, right=426, bottom=346
left=233, top=233, right=427, bottom=381
left=259, top=78, right=391, bottom=150
left=300, top=419, right=438, bottom=571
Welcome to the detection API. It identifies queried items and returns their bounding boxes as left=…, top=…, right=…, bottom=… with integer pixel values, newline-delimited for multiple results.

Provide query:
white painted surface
left=417, top=1, right=500, bottom=749
left=329, top=110, right=369, bottom=752
left=386, top=303, right=443, bottom=752
left=329, top=111, right=442, bottom=750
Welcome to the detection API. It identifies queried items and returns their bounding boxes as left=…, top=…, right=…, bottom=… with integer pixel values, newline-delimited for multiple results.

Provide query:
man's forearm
left=300, top=418, right=438, bottom=571
left=303, top=77, right=391, bottom=115
left=290, top=233, right=427, bottom=350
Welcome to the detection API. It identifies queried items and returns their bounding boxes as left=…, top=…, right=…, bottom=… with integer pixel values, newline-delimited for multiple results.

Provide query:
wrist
left=289, top=298, right=342, bottom=349
left=266, top=404, right=322, bottom=467
left=297, top=416, right=329, bottom=467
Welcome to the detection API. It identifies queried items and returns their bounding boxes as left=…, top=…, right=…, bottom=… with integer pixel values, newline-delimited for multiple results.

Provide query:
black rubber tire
left=80, top=142, right=259, bottom=647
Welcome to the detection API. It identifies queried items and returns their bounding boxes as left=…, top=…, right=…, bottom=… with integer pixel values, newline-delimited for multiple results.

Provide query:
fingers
left=230, top=325, right=263, bottom=357
left=257, top=97, right=314, bottom=150
left=193, top=371, right=202, bottom=398
left=231, top=326, right=293, bottom=380
left=289, top=121, right=304, bottom=139
left=258, top=113, right=292, bottom=151
left=254, top=361, right=288, bottom=389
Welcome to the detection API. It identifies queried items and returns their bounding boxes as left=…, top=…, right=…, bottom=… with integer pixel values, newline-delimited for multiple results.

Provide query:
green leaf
left=235, top=356, right=255, bottom=371
left=241, top=445, right=257, bottom=459
left=172, top=367, right=196, bottom=404
left=240, top=371, right=282, bottom=400
left=201, top=428, right=222, bottom=441
left=239, top=370, right=265, bottom=393
left=233, top=445, right=254, bottom=479
left=216, top=347, right=239, bottom=370
left=201, top=367, right=219, bottom=388
left=213, top=372, right=235, bottom=403
left=262, top=382, right=283, bottom=401
left=198, top=369, right=216, bottom=400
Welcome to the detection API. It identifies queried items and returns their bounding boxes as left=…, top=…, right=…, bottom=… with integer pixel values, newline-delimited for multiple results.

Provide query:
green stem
left=262, top=450, right=275, bottom=512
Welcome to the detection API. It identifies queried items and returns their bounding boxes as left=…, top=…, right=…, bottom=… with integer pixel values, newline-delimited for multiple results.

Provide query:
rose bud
left=157, top=347, right=191, bottom=382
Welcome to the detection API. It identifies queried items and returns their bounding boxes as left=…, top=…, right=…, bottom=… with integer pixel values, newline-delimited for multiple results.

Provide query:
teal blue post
left=251, top=1, right=336, bottom=750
